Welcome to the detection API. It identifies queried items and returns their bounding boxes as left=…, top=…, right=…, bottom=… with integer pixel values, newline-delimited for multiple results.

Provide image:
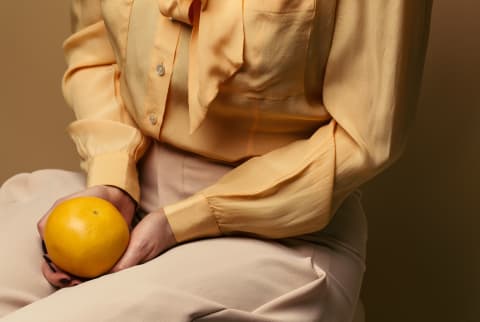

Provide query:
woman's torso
left=101, top=0, right=337, bottom=163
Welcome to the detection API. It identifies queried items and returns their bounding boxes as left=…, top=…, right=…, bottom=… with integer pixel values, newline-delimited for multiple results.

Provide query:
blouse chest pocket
left=222, top=0, right=316, bottom=100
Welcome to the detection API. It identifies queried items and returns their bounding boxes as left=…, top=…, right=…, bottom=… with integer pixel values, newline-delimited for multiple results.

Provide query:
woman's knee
left=0, top=170, right=85, bottom=204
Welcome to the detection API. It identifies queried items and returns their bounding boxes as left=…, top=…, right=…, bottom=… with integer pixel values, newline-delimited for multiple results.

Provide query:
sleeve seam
left=201, top=192, right=223, bottom=234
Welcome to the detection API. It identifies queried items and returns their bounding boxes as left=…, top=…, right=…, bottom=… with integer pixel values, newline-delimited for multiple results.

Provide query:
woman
left=0, top=0, right=432, bottom=321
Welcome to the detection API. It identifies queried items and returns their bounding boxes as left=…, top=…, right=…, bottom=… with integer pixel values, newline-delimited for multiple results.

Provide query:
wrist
left=105, top=185, right=136, bottom=205
left=103, top=185, right=137, bottom=220
left=157, top=208, right=177, bottom=249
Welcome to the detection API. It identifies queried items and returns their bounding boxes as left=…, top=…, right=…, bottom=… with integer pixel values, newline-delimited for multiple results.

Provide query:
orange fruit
left=44, top=196, right=130, bottom=278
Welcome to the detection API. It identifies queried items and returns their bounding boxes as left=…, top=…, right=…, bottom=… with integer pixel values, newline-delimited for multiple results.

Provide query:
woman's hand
left=37, top=185, right=136, bottom=288
left=110, top=208, right=176, bottom=272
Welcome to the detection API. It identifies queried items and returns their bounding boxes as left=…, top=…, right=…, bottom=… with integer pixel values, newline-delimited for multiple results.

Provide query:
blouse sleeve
left=163, top=0, right=433, bottom=242
left=62, top=0, right=150, bottom=201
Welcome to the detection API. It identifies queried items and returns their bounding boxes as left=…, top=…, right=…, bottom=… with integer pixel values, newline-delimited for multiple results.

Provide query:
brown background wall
left=0, top=1, right=478, bottom=321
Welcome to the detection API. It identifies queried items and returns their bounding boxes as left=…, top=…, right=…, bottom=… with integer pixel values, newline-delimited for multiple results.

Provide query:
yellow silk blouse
left=63, top=0, right=432, bottom=242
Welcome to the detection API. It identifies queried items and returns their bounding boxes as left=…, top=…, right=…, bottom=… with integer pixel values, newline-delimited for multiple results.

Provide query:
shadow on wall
left=361, top=1, right=479, bottom=321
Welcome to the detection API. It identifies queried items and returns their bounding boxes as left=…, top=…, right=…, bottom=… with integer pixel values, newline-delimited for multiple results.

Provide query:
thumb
left=110, top=235, right=149, bottom=273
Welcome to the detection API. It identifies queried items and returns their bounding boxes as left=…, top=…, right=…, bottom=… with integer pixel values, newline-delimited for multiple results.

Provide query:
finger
left=41, top=240, right=47, bottom=254
left=110, top=210, right=176, bottom=274
left=41, top=258, right=82, bottom=288
left=110, top=239, right=149, bottom=273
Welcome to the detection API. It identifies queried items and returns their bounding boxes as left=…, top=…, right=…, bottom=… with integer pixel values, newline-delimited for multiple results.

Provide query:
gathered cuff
left=163, top=193, right=221, bottom=242
left=86, top=152, right=141, bottom=202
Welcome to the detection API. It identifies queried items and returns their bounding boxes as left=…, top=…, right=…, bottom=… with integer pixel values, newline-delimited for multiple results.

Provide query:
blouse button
left=156, top=64, right=166, bottom=77
left=148, top=114, right=158, bottom=125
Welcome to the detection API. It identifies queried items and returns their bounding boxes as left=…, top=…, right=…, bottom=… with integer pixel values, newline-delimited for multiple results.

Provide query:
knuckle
left=37, top=220, right=45, bottom=234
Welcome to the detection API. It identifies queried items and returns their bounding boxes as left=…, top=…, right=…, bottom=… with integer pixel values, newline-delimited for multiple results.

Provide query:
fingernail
left=59, top=278, right=71, bottom=285
left=43, top=255, right=57, bottom=272
left=41, top=240, right=47, bottom=254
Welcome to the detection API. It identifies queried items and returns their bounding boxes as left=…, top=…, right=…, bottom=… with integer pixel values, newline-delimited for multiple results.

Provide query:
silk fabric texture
left=63, top=0, right=432, bottom=243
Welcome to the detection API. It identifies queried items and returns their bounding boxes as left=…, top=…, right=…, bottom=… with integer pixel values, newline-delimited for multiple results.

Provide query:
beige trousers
left=0, top=142, right=367, bottom=322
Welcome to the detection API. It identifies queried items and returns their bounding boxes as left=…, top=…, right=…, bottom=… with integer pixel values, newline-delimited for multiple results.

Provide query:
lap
left=0, top=170, right=85, bottom=316
left=2, top=236, right=354, bottom=322
left=0, top=169, right=85, bottom=205
left=0, top=170, right=365, bottom=322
